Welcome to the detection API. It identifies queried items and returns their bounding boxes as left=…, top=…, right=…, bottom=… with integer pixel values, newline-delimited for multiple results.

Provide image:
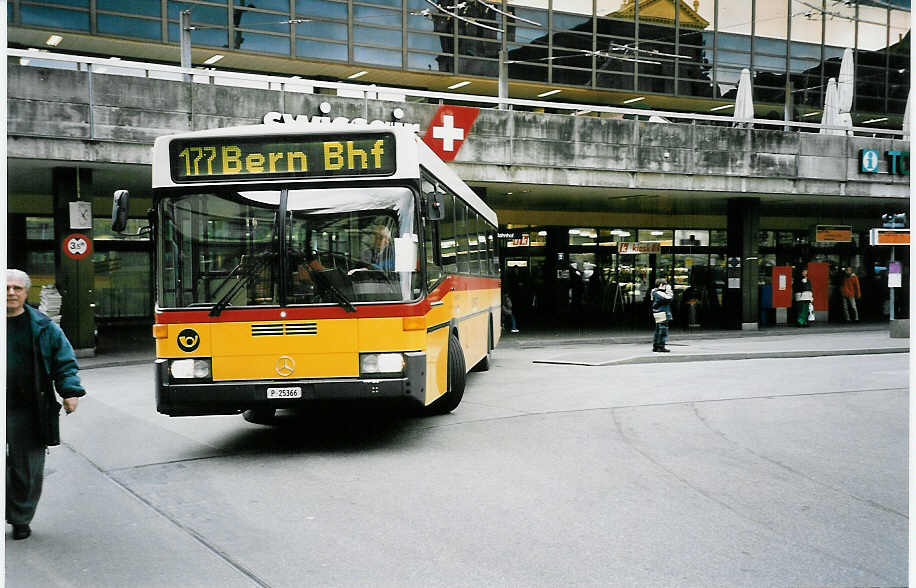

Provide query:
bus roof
left=151, top=123, right=496, bottom=226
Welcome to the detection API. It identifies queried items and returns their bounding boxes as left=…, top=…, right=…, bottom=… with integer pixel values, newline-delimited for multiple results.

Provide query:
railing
left=7, top=48, right=907, bottom=139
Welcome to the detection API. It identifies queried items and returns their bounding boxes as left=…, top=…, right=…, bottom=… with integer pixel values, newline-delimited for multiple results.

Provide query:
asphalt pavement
left=5, top=321, right=908, bottom=587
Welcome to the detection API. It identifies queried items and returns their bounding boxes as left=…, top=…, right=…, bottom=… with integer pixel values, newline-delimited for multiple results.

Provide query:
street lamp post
left=180, top=10, right=192, bottom=81
left=498, top=49, right=508, bottom=110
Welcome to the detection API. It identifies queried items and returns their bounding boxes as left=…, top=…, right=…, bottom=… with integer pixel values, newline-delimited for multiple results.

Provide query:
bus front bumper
left=154, top=352, right=426, bottom=417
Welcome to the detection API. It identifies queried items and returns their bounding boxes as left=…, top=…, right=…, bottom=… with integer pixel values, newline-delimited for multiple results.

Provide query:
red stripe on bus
left=154, top=275, right=500, bottom=323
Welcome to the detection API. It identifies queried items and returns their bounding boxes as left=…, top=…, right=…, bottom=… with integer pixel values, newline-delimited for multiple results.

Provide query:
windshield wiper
left=299, top=264, right=357, bottom=313
left=209, top=251, right=277, bottom=317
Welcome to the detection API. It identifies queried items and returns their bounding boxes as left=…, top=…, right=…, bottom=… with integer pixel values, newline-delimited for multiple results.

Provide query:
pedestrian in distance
left=502, top=292, right=519, bottom=333
left=840, top=266, right=861, bottom=322
left=650, top=278, right=674, bottom=352
left=794, top=268, right=814, bottom=327
left=6, top=269, right=86, bottom=540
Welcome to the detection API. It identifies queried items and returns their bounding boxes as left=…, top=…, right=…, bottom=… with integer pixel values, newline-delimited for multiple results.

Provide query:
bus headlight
left=170, top=358, right=212, bottom=380
left=360, top=353, right=406, bottom=377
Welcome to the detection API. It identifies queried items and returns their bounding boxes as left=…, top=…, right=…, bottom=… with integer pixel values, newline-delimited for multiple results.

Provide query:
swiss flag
left=422, top=105, right=480, bottom=162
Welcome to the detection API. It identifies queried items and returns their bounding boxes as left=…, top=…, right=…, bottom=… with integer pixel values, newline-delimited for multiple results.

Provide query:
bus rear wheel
left=424, top=333, right=466, bottom=415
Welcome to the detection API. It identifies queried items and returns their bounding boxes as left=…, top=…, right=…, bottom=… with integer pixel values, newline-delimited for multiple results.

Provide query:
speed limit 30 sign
left=62, top=233, right=92, bottom=260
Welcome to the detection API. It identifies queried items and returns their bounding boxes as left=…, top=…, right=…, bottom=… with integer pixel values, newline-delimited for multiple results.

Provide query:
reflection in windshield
left=158, top=188, right=421, bottom=309
left=160, top=192, right=280, bottom=308
left=285, top=187, right=419, bottom=304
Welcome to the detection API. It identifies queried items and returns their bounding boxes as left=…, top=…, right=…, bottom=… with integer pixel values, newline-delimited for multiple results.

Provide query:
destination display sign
left=169, top=133, right=396, bottom=182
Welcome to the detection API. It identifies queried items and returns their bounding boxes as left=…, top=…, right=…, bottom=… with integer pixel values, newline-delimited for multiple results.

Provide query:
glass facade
left=500, top=223, right=890, bottom=329
left=10, top=0, right=910, bottom=123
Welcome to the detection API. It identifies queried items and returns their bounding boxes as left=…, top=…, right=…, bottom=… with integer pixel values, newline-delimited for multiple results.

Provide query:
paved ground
left=5, top=322, right=908, bottom=587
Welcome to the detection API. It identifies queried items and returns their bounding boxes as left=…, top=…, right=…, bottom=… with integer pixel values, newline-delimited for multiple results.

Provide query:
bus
left=113, top=123, right=500, bottom=420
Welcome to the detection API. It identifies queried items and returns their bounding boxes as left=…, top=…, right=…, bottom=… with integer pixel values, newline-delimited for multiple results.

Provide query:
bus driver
left=361, top=224, right=393, bottom=270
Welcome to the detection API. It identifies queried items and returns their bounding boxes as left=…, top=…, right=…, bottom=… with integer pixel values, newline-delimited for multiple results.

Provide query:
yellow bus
left=113, top=124, right=500, bottom=420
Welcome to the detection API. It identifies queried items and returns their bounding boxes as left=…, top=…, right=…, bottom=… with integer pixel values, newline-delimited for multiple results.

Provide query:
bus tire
left=425, top=333, right=466, bottom=415
left=472, top=320, right=493, bottom=372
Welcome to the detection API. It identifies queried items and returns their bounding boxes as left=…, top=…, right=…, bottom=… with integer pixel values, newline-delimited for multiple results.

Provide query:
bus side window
left=425, top=217, right=442, bottom=288
left=439, top=191, right=457, bottom=273
left=456, top=201, right=469, bottom=274
left=476, top=216, right=488, bottom=276
left=487, top=227, right=496, bottom=277
left=467, top=212, right=479, bottom=275
left=483, top=225, right=495, bottom=276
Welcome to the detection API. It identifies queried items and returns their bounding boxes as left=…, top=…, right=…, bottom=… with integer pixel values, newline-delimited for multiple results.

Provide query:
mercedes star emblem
left=275, top=356, right=296, bottom=377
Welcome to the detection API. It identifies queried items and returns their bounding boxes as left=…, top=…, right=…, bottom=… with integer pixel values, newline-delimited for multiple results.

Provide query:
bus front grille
left=251, top=322, right=318, bottom=337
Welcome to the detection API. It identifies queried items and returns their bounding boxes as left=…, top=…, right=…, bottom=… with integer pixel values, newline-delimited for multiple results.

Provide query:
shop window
left=599, top=228, right=634, bottom=246
left=26, top=217, right=54, bottom=240
left=528, top=229, right=547, bottom=247
left=25, top=251, right=56, bottom=305
left=568, top=228, right=597, bottom=246
left=759, top=231, right=776, bottom=247
left=93, top=251, right=152, bottom=318
left=637, top=229, right=673, bottom=245
left=674, top=230, right=709, bottom=247
left=673, top=254, right=709, bottom=292
left=710, top=230, right=727, bottom=247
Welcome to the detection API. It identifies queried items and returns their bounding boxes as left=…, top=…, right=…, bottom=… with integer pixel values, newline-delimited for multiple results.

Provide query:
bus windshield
left=158, top=186, right=420, bottom=309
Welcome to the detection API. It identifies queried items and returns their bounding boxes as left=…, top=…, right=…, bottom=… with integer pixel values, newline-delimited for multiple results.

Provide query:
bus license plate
left=267, top=387, right=302, bottom=399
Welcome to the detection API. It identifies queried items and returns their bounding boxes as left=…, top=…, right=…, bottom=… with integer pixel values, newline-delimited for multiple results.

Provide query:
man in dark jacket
left=6, top=269, right=85, bottom=540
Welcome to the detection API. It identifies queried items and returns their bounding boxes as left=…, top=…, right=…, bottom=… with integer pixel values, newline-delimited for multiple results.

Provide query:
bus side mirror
left=426, top=192, right=444, bottom=221
left=112, top=189, right=130, bottom=232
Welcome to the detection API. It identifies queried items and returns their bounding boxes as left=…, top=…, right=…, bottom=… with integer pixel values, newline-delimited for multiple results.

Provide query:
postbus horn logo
left=422, top=105, right=480, bottom=163
left=176, top=328, right=200, bottom=353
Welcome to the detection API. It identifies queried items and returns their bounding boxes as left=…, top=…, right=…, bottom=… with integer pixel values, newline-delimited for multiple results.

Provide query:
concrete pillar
left=726, top=198, right=760, bottom=330
left=7, top=215, right=27, bottom=271
left=52, top=167, right=96, bottom=355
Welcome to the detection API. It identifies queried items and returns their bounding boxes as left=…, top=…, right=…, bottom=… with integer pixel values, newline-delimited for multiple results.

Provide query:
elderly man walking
left=6, top=269, right=85, bottom=540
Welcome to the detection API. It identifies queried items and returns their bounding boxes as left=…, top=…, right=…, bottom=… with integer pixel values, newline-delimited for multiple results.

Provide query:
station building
left=6, top=0, right=912, bottom=348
